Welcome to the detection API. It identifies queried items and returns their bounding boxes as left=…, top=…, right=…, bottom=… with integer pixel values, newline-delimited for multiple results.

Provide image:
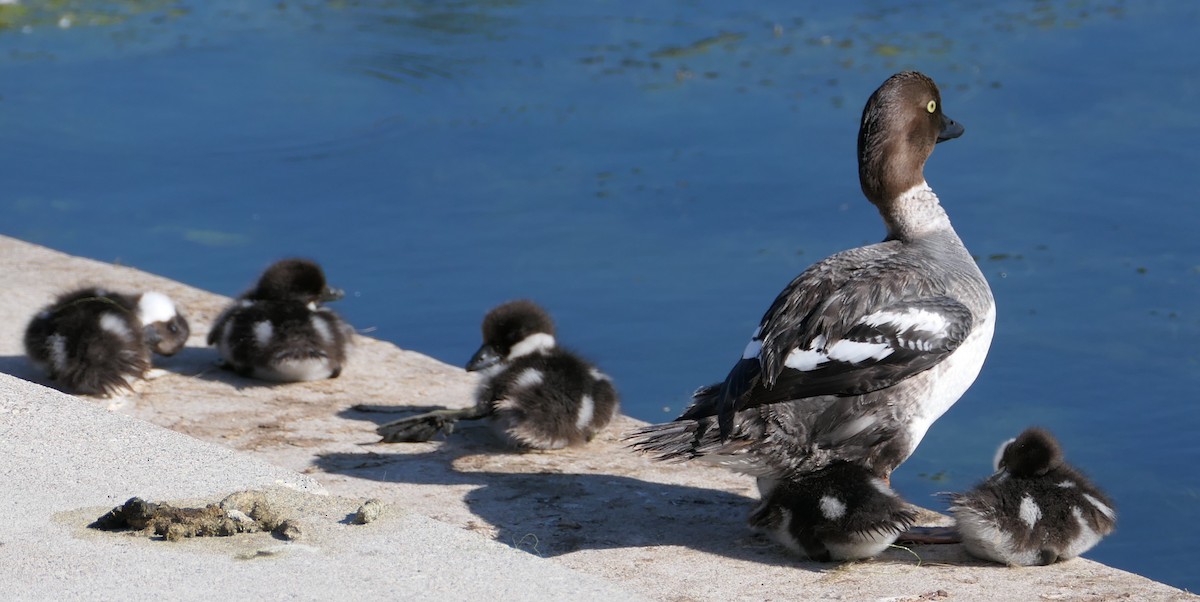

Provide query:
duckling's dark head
left=467, top=299, right=557, bottom=372
left=857, top=71, right=963, bottom=206
left=137, top=291, right=190, bottom=356
left=250, top=259, right=344, bottom=304
left=997, top=427, right=1064, bottom=478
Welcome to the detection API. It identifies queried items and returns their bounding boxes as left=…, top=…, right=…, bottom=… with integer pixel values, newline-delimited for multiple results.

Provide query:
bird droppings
left=273, top=519, right=303, bottom=541
left=352, top=499, right=384, bottom=525
left=89, top=490, right=289, bottom=542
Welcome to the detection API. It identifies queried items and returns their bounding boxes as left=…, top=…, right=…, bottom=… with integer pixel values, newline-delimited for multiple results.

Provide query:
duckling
left=749, top=461, right=917, bottom=562
left=24, top=287, right=191, bottom=396
left=377, top=300, right=619, bottom=449
left=207, top=258, right=353, bottom=382
left=947, top=427, right=1117, bottom=566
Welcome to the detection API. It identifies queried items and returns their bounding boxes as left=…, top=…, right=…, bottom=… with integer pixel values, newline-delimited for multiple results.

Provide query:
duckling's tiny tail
left=63, top=345, right=150, bottom=397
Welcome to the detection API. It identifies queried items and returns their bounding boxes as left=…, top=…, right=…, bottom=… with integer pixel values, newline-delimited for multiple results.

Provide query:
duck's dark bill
left=321, top=286, right=346, bottom=302
left=937, top=113, right=964, bottom=142
left=466, top=345, right=501, bottom=372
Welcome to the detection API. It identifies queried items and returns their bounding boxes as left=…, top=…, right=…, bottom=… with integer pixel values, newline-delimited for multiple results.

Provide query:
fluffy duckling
left=24, top=287, right=190, bottom=396
left=377, top=300, right=619, bottom=449
left=948, top=427, right=1117, bottom=566
left=749, top=462, right=917, bottom=562
left=207, top=258, right=353, bottom=382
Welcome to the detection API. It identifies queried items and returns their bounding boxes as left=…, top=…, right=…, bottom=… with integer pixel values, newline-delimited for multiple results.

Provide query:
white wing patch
left=826, top=339, right=895, bottom=364
left=253, top=321, right=274, bottom=347
left=784, top=335, right=828, bottom=371
left=783, top=334, right=897, bottom=371
left=48, top=334, right=68, bottom=372
left=784, top=348, right=827, bottom=371
left=311, top=315, right=334, bottom=343
left=819, top=495, right=847, bottom=520
left=1018, top=494, right=1042, bottom=527
left=575, top=394, right=595, bottom=429
left=513, top=368, right=545, bottom=389
left=99, top=313, right=132, bottom=340
left=864, top=307, right=950, bottom=334
left=1082, top=493, right=1116, bottom=521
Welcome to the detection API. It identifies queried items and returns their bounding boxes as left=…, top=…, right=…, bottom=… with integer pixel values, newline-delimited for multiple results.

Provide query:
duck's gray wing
left=711, top=246, right=977, bottom=436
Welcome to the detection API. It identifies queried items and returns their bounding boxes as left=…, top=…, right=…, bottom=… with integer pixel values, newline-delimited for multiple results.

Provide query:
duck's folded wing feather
left=715, top=296, right=975, bottom=436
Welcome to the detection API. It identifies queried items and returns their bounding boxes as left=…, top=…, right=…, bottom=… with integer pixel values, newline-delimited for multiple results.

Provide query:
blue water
left=2, top=0, right=1198, bottom=590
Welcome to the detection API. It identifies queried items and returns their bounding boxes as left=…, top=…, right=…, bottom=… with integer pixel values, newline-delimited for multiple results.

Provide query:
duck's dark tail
left=376, top=405, right=491, bottom=443
left=625, top=420, right=710, bottom=461
left=625, top=384, right=736, bottom=461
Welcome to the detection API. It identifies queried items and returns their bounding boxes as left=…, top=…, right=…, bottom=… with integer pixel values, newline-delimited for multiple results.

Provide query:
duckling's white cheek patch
left=253, top=321, right=273, bottom=347
left=508, top=333, right=555, bottom=359
left=588, top=367, right=611, bottom=382
left=137, top=292, right=178, bottom=326
left=993, top=437, right=1016, bottom=471
left=99, top=313, right=132, bottom=340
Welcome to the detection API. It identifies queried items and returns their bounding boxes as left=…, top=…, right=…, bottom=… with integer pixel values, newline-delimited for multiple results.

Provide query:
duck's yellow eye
left=926, top=100, right=937, bottom=113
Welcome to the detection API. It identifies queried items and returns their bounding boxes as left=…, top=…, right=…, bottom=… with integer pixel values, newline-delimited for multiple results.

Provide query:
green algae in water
left=0, top=0, right=181, bottom=31
left=650, top=31, right=745, bottom=59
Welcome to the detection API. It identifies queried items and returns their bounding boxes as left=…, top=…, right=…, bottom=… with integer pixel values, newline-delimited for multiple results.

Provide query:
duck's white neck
left=879, top=181, right=953, bottom=241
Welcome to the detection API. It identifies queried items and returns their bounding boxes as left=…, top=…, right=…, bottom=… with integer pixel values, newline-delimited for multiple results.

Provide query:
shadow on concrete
left=153, top=345, right=303, bottom=391
left=338, top=404, right=464, bottom=426
left=0, top=345, right=287, bottom=395
left=0, top=353, right=58, bottom=391
left=314, top=436, right=810, bottom=569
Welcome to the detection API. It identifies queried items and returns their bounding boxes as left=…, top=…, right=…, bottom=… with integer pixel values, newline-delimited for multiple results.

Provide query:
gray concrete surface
left=1, top=234, right=1193, bottom=601
left=0, top=373, right=643, bottom=601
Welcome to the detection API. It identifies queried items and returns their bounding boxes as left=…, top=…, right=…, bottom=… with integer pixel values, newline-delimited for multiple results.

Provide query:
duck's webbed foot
left=376, top=407, right=488, bottom=443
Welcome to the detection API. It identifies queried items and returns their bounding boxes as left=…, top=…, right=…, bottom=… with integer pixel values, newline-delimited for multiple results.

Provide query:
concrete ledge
left=0, top=235, right=1193, bottom=601
left=0, top=373, right=642, bottom=601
